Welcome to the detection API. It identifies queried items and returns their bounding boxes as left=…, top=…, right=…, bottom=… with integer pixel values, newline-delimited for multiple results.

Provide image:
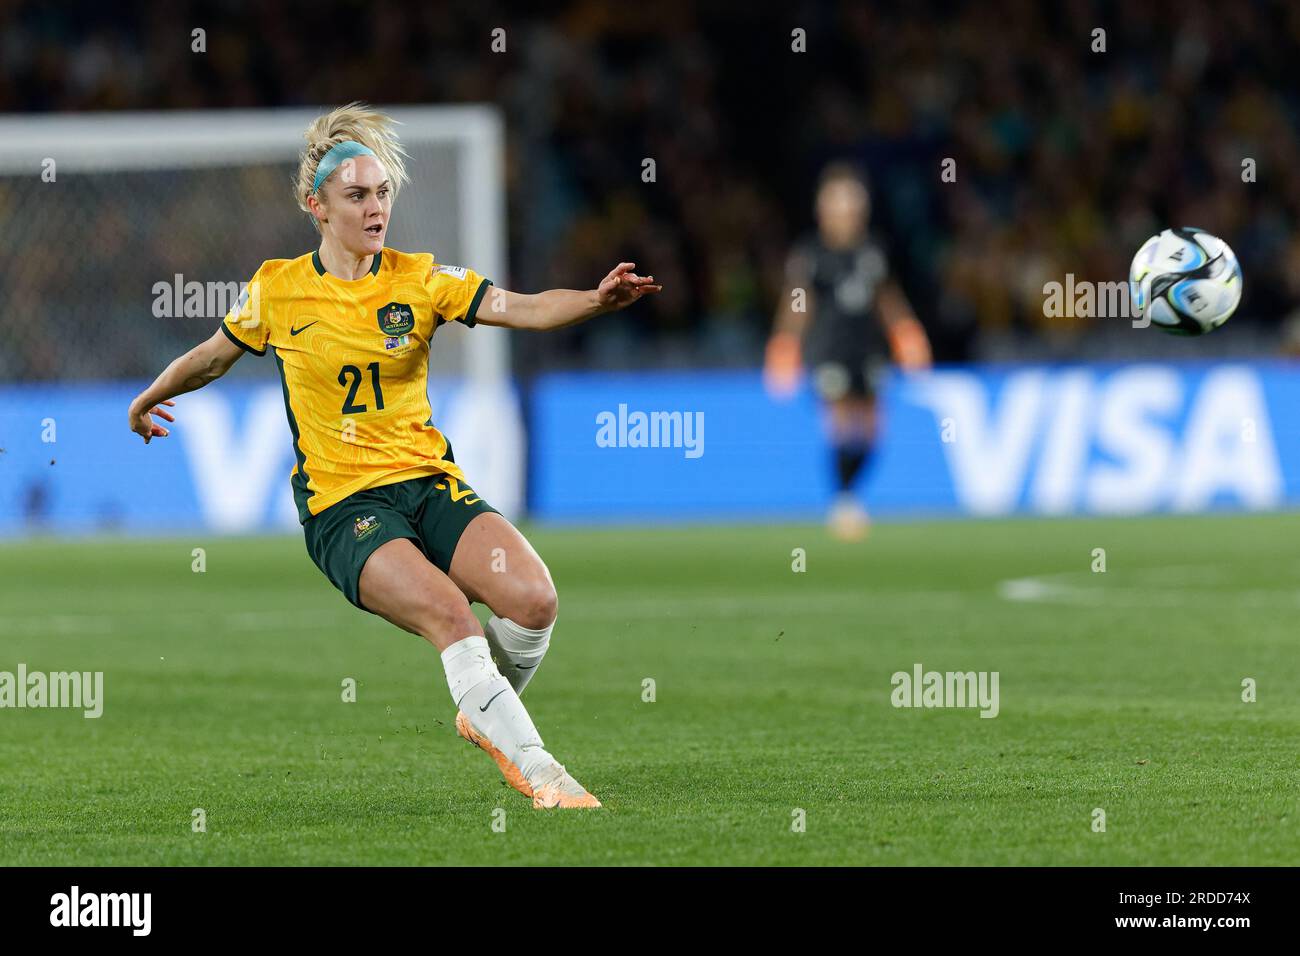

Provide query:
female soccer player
left=765, top=163, right=930, bottom=540
left=127, top=103, right=661, bottom=809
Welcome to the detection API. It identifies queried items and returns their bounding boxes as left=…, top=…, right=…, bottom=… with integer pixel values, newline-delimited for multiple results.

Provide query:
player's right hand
left=129, top=399, right=176, bottom=444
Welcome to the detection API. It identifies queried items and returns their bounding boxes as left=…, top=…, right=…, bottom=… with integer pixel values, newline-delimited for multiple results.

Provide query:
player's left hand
left=596, top=262, right=662, bottom=311
left=889, top=318, right=932, bottom=372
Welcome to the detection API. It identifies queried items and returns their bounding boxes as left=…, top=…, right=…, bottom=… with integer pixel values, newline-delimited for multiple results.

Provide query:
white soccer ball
left=1129, top=227, right=1242, bottom=335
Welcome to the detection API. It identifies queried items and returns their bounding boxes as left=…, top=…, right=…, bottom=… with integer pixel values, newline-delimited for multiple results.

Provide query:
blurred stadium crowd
left=2, top=0, right=1299, bottom=379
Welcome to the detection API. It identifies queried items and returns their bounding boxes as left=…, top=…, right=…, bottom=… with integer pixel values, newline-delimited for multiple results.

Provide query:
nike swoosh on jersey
left=290, top=321, right=320, bottom=336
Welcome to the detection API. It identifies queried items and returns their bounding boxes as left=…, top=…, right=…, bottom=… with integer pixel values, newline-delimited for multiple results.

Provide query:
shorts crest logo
left=353, top=514, right=382, bottom=541
left=377, top=302, right=415, bottom=336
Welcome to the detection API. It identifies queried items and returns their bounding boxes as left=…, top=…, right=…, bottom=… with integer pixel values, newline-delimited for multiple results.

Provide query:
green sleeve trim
left=273, top=348, right=314, bottom=524
left=221, top=321, right=266, bottom=357
left=462, top=277, right=492, bottom=328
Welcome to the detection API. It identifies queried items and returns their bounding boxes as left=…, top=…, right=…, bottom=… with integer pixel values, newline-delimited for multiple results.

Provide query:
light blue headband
left=312, top=141, right=376, bottom=194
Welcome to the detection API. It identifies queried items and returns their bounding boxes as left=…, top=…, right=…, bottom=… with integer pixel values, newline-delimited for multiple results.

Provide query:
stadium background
left=3, top=0, right=1300, bottom=871
left=2, top=0, right=1299, bottom=530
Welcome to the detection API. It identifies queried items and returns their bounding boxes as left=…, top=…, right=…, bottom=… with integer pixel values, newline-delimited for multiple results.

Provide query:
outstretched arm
left=878, top=280, right=932, bottom=370
left=472, top=262, right=662, bottom=331
left=127, top=328, right=246, bottom=443
left=764, top=247, right=814, bottom=397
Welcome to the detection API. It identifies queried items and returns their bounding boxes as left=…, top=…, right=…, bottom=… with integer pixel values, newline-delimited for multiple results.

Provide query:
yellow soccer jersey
left=220, top=247, right=493, bottom=522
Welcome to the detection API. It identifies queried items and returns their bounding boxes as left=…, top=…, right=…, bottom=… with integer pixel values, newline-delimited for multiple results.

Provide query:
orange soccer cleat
left=455, top=710, right=533, bottom=799
left=530, top=763, right=602, bottom=810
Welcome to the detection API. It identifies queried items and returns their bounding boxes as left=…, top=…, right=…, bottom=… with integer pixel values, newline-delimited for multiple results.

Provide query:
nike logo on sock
left=516, top=662, right=538, bottom=670
left=479, top=688, right=508, bottom=712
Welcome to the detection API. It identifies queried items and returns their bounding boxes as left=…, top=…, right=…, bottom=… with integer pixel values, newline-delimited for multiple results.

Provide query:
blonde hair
left=294, top=102, right=410, bottom=230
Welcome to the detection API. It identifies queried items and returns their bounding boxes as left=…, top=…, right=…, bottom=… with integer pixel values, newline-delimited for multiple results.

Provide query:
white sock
left=441, top=635, right=552, bottom=781
left=484, top=615, right=553, bottom=695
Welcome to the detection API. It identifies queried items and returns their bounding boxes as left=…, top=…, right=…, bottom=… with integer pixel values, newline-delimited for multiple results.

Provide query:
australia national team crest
left=353, top=514, right=382, bottom=541
left=377, top=302, right=415, bottom=336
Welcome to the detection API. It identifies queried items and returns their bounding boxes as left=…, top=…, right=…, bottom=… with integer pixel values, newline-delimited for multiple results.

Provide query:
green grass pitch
left=1, top=513, right=1296, bottom=866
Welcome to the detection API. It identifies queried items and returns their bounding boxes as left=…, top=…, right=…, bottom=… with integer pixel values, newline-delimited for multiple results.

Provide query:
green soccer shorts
left=302, top=473, right=499, bottom=610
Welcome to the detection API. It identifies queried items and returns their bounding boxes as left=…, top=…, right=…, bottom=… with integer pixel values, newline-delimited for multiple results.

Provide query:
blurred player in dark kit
left=766, top=164, right=931, bottom=539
